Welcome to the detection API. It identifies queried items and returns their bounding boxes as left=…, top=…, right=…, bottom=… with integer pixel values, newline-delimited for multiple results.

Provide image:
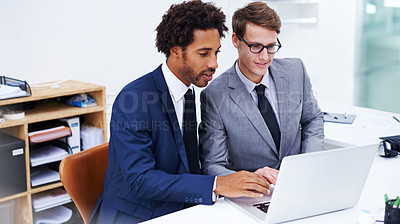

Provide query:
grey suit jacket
left=199, top=58, right=324, bottom=176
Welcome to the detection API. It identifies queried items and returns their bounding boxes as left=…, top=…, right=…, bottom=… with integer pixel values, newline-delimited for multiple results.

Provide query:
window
left=357, top=0, right=400, bottom=113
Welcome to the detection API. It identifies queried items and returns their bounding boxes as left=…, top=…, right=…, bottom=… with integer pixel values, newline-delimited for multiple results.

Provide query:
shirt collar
left=235, top=60, right=270, bottom=94
left=162, top=63, right=193, bottom=102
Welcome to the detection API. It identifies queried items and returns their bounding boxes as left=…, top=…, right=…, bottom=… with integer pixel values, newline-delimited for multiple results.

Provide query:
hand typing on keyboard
left=253, top=185, right=275, bottom=214
left=255, top=166, right=279, bottom=185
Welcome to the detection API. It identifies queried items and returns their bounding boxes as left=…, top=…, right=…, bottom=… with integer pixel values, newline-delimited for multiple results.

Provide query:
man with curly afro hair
left=90, top=1, right=271, bottom=223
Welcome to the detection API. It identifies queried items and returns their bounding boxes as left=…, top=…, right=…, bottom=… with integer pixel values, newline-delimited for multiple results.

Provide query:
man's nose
left=208, top=54, right=218, bottom=70
left=258, top=48, right=270, bottom=61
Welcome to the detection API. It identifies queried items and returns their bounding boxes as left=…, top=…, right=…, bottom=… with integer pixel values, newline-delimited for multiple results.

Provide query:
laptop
left=225, top=144, right=377, bottom=224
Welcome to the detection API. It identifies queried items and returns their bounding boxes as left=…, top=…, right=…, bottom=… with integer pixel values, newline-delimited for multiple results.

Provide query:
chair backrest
left=59, top=142, right=109, bottom=224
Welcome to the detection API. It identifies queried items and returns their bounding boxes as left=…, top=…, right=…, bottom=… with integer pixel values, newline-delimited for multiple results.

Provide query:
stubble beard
left=178, top=52, right=202, bottom=87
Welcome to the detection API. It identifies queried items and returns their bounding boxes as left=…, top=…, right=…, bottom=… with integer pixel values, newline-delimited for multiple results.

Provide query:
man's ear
left=169, top=46, right=181, bottom=58
left=232, top=33, right=240, bottom=49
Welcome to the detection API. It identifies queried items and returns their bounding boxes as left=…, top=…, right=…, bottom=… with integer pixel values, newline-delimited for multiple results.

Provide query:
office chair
left=59, top=142, right=109, bottom=224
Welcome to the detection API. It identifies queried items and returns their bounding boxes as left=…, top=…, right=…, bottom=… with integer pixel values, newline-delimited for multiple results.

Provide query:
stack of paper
left=32, top=188, right=72, bottom=212
left=31, top=166, right=60, bottom=187
left=30, top=144, right=69, bottom=167
left=0, top=84, right=30, bottom=100
left=33, top=205, right=73, bottom=224
left=81, top=125, right=103, bottom=150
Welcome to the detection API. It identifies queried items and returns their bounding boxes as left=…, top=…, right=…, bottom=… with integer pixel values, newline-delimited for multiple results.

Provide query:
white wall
left=269, top=0, right=360, bottom=106
left=0, top=0, right=360, bottom=125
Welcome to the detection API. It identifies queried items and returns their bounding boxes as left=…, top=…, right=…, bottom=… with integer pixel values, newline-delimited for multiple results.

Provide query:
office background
left=0, top=0, right=398, bottom=122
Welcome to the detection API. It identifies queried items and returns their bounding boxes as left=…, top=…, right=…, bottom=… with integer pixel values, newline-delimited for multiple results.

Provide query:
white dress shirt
left=161, top=63, right=217, bottom=201
left=162, top=63, right=193, bottom=135
left=235, top=61, right=281, bottom=126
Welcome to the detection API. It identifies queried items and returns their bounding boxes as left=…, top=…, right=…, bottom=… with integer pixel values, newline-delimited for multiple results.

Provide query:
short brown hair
left=156, top=0, right=228, bottom=58
left=232, top=2, right=281, bottom=37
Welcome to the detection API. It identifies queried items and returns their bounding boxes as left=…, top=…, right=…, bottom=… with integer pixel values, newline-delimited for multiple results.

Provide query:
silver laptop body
left=225, top=144, right=377, bottom=224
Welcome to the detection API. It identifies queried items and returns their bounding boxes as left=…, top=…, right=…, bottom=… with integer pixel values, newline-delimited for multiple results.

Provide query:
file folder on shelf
left=28, top=120, right=71, bottom=143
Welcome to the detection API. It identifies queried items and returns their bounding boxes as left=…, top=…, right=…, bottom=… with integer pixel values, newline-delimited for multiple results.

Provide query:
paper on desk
left=33, top=205, right=73, bottom=224
left=31, top=166, right=60, bottom=187
left=32, top=188, right=72, bottom=212
left=323, top=112, right=356, bottom=124
left=325, top=111, right=400, bottom=146
left=30, top=144, right=69, bottom=167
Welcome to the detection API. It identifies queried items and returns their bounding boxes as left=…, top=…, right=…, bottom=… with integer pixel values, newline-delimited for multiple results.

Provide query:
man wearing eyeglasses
left=199, top=2, right=324, bottom=185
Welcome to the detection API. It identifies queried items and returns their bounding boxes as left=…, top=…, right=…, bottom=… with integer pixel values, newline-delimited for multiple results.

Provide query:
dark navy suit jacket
left=89, top=65, right=215, bottom=223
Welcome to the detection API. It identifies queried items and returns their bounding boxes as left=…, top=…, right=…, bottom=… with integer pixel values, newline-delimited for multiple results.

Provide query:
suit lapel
left=152, top=65, right=190, bottom=173
left=269, top=63, right=288, bottom=158
left=227, top=66, right=279, bottom=156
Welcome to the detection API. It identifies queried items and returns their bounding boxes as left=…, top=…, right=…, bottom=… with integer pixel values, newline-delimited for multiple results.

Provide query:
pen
left=393, top=196, right=400, bottom=208
left=394, top=116, right=400, bottom=123
left=385, top=194, right=390, bottom=205
left=344, top=112, right=348, bottom=119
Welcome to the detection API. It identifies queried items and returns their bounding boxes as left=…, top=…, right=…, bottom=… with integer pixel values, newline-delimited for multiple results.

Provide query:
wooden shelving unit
left=0, top=80, right=107, bottom=224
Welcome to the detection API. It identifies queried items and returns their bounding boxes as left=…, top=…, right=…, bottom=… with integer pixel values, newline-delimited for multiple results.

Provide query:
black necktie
left=183, top=89, right=200, bottom=174
left=255, top=84, right=281, bottom=150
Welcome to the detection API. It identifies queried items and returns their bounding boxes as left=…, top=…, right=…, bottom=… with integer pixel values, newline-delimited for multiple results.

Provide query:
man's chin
left=252, top=68, right=269, bottom=78
left=192, top=80, right=209, bottom=88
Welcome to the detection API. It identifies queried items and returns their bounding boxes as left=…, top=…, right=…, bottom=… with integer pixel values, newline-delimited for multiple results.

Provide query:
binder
left=28, top=120, right=71, bottom=143
left=59, top=117, right=81, bottom=154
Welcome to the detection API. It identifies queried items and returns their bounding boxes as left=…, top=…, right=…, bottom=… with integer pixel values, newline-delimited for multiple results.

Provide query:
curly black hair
left=156, top=0, right=228, bottom=58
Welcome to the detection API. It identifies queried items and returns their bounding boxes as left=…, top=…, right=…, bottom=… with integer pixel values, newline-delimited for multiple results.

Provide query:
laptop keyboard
left=253, top=201, right=270, bottom=213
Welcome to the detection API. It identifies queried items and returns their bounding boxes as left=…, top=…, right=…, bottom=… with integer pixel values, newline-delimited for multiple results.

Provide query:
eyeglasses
left=237, top=35, right=282, bottom=54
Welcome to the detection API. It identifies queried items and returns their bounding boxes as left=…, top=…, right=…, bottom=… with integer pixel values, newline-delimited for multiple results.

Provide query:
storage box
left=0, top=200, right=15, bottom=224
left=0, top=131, right=26, bottom=198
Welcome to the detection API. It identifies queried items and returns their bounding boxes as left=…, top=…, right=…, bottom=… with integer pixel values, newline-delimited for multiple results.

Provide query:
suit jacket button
left=189, top=197, right=193, bottom=202
left=185, top=197, right=189, bottom=202
left=194, top=198, right=198, bottom=203
left=199, top=198, right=203, bottom=203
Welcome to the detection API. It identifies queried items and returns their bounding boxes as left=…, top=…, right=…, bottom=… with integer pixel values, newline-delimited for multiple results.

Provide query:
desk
left=321, top=103, right=400, bottom=147
left=144, top=105, right=400, bottom=224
